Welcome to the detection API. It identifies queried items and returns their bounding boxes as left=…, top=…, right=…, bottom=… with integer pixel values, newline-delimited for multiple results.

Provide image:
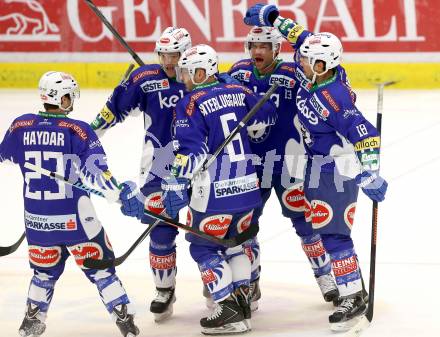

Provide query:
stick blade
left=0, top=233, right=25, bottom=256
left=83, top=257, right=115, bottom=270
left=341, top=315, right=371, bottom=337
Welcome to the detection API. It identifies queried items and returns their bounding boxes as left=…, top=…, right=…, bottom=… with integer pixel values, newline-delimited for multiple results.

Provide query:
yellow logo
left=174, top=154, right=189, bottom=167
left=354, top=137, right=381, bottom=151
left=100, top=106, right=115, bottom=123
left=287, top=25, right=305, bottom=43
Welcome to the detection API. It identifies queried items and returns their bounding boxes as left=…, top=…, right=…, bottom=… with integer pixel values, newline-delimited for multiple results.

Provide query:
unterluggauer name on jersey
left=199, top=93, right=246, bottom=116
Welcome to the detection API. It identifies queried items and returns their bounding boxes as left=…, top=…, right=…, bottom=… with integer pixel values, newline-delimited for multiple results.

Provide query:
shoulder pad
left=9, top=115, right=36, bottom=133
left=230, top=59, right=253, bottom=71
left=224, top=84, right=253, bottom=95
left=57, top=119, right=90, bottom=141
left=279, top=63, right=295, bottom=74
left=185, top=90, right=209, bottom=117
left=131, top=64, right=163, bottom=84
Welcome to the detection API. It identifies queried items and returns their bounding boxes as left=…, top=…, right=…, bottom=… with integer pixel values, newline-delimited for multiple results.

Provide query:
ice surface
left=0, top=89, right=439, bottom=336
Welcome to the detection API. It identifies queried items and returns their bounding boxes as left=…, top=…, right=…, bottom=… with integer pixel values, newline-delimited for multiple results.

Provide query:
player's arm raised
left=243, top=3, right=311, bottom=50
left=90, top=70, right=143, bottom=137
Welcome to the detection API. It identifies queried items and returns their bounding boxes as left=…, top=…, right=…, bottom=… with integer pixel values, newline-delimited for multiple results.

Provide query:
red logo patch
left=322, top=89, right=340, bottom=111
left=252, top=27, right=263, bottom=34
left=304, top=198, right=312, bottom=222
left=332, top=256, right=358, bottom=277
left=28, top=245, right=61, bottom=268
left=186, top=209, right=193, bottom=227
left=150, top=252, right=176, bottom=270
left=311, top=200, right=333, bottom=229
left=282, top=184, right=305, bottom=212
left=344, top=203, right=356, bottom=229
left=200, top=214, right=232, bottom=238
left=237, top=211, right=253, bottom=234
left=66, top=219, right=76, bottom=230
left=132, top=69, right=160, bottom=83
left=68, top=242, right=103, bottom=269
left=302, top=240, right=326, bottom=258
left=201, top=269, right=217, bottom=284
left=145, top=192, right=164, bottom=215
left=160, top=37, right=170, bottom=44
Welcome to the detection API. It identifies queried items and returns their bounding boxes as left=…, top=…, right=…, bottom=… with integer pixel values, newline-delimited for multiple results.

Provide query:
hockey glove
left=217, top=72, right=240, bottom=85
left=161, top=176, right=190, bottom=219
left=244, top=3, right=279, bottom=27
left=119, top=181, right=145, bottom=220
left=355, top=171, right=388, bottom=202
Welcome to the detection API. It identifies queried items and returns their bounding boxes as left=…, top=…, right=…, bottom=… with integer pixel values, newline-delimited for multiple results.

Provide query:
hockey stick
left=201, top=83, right=279, bottom=171
left=23, top=163, right=257, bottom=248
left=84, top=0, right=145, bottom=66
left=0, top=233, right=25, bottom=257
left=342, top=80, right=396, bottom=337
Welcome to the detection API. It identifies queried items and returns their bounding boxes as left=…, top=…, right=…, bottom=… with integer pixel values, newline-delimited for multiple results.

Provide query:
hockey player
left=243, top=4, right=388, bottom=331
left=90, top=26, right=192, bottom=322
left=0, top=71, right=142, bottom=337
left=227, top=26, right=338, bottom=311
left=161, top=44, right=277, bottom=334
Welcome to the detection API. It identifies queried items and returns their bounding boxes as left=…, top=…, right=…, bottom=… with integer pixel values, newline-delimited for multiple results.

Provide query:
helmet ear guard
left=299, top=32, right=343, bottom=82
left=38, top=71, right=79, bottom=113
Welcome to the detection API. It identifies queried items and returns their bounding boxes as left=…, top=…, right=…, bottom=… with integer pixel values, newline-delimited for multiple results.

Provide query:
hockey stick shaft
left=202, top=82, right=279, bottom=171
left=341, top=81, right=395, bottom=337
left=0, top=233, right=25, bottom=257
left=366, top=82, right=391, bottom=322
left=84, top=0, right=145, bottom=66
left=23, top=162, right=255, bottom=248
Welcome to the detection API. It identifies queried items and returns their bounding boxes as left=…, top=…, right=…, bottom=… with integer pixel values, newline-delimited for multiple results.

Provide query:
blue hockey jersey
left=274, top=21, right=378, bottom=175
left=90, top=64, right=186, bottom=186
left=0, top=112, right=119, bottom=245
left=228, top=59, right=302, bottom=175
left=172, top=82, right=277, bottom=213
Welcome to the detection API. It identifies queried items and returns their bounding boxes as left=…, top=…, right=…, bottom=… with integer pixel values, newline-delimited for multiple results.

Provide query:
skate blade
left=330, top=315, right=364, bottom=332
left=201, top=321, right=249, bottom=335
left=250, top=301, right=258, bottom=312
left=244, top=319, right=252, bottom=330
left=154, top=304, right=174, bottom=323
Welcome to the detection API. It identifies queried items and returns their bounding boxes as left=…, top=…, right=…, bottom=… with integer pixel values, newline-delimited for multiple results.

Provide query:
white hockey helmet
left=245, top=26, right=283, bottom=58
left=155, top=27, right=192, bottom=54
left=299, top=32, right=342, bottom=78
left=177, top=44, right=218, bottom=85
left=38, top=71, right=79, bottom=112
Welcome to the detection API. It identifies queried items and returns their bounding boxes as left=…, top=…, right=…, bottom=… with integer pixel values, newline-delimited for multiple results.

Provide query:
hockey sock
left=149, top=240, right=177, bottom=289
left=226, top=245, right=251, bottom=290
left=91, top=273, right=131, bottom=314
left=329, top=248, right=362, bottom=297
left=26, top=272, right=56, bottom=319
left=301, top=233, right=332, bottom=277
left=246, top=237, right=260, bottom=282
left=198, top=255, right=233, bottom=303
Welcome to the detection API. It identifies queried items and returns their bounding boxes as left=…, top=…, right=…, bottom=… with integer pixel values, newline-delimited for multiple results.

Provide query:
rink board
left=1, top=62, right=439, bottom=89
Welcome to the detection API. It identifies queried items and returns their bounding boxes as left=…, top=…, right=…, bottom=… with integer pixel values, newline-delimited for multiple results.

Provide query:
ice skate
left=329, top=292, right=367, bottom=331
left=113, top=304, right=140, bottom=337
left=18, top=303, right=46, bottom=337
left=150, top=287, right=176, bottom=322
left=234, top=286, right=252, bottom=330
left=200, top=298, right=249, bottom=335
left=249, top=279, right=261, bottom=312
left=316, top=273, right=339, bottom=304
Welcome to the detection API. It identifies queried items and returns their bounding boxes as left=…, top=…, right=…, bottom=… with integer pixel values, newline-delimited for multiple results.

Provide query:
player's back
left=174, top=82, right=276, bottom=213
